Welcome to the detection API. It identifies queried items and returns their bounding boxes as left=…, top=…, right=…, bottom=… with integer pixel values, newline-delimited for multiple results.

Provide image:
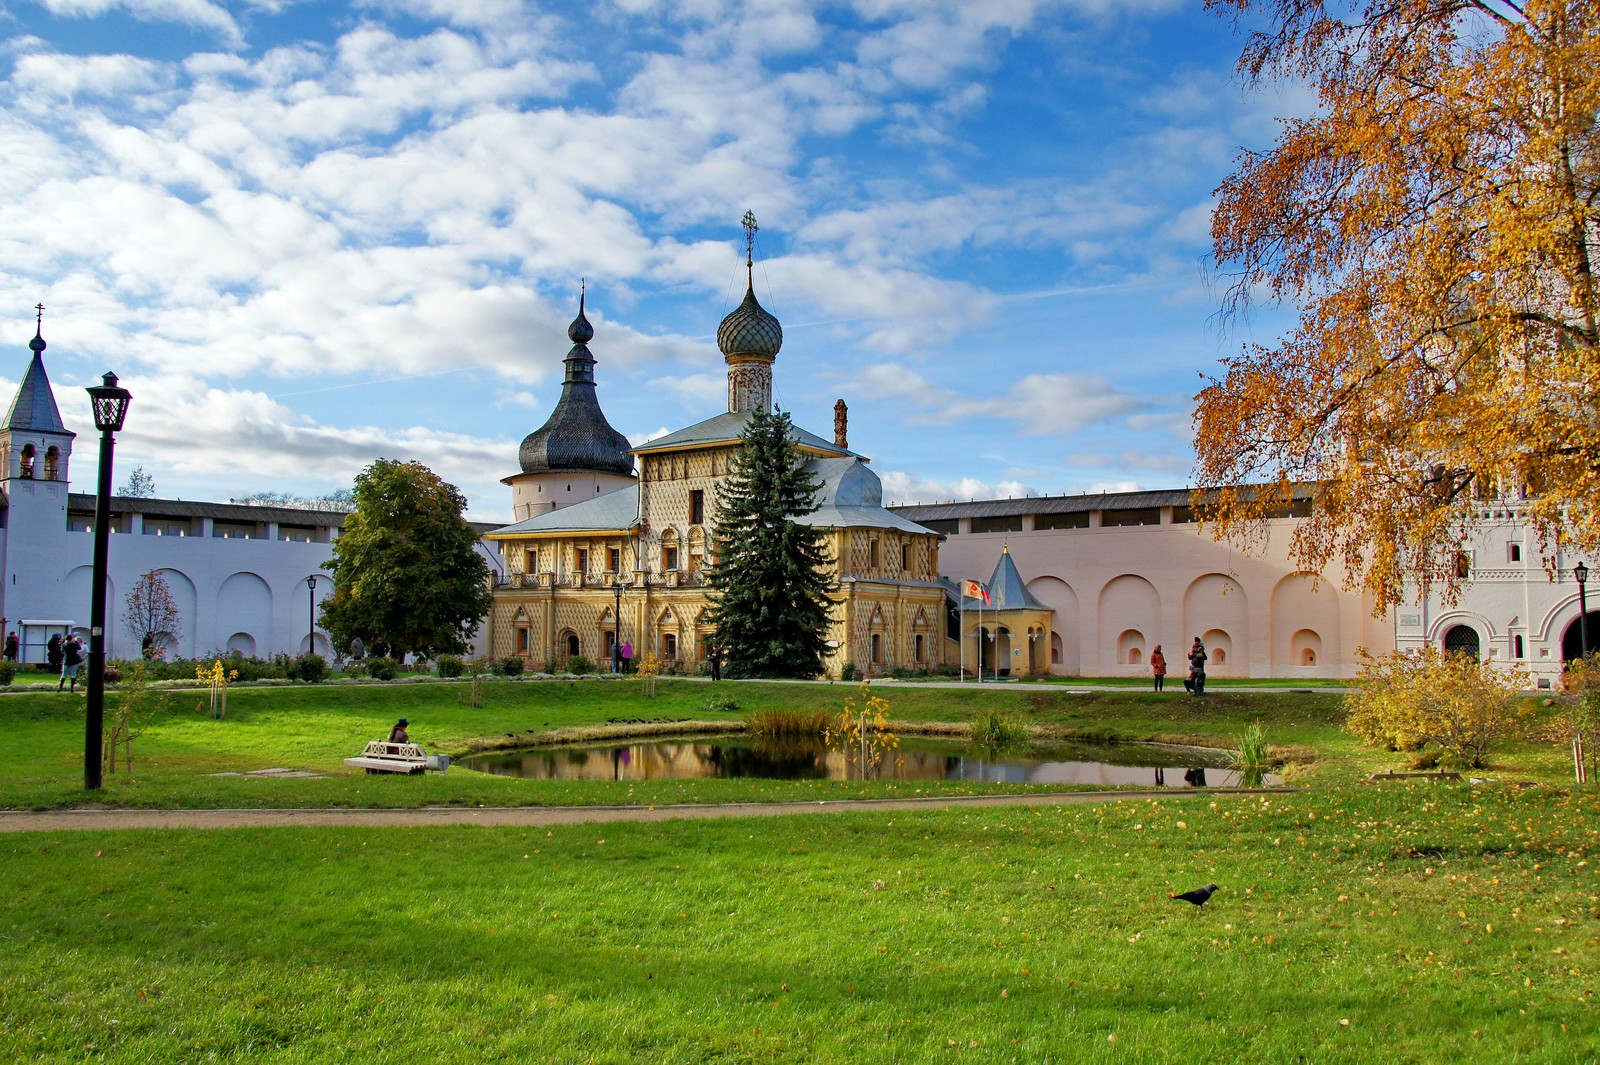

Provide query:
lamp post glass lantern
left=306, top=574, right=318, bottom=659
left=611, top=581, right=625, bottom=673
left=1577, top=562, right=1590, bottom=661
left=84, top=372, right=131, bottom=791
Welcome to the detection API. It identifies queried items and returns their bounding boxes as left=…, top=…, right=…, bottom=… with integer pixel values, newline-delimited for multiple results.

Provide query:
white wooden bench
left=344, top=741, right=449, bottom=775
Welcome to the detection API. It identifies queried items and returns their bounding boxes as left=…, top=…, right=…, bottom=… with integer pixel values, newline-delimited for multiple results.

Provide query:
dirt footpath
left=0, top=788, right=1288, bottom=833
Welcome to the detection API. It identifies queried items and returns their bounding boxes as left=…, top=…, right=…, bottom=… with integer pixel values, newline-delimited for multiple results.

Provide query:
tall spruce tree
left=704, top=410, right=834, bottom=678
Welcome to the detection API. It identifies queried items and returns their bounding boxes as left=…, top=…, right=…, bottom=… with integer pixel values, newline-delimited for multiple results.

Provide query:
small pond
left=460, top=735, right=1278, bottom=787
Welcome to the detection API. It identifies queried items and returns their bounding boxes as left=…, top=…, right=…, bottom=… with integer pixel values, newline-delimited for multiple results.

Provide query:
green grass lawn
left=0, top=676, right=1578, bottom=810
left=3, top=782, right=1595, bottom=1062
left=4, top=678, right=1595, bottom=1061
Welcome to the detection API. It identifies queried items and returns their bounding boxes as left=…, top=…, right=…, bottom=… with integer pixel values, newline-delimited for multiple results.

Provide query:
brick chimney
left=834, top=399, right=848, bottom=449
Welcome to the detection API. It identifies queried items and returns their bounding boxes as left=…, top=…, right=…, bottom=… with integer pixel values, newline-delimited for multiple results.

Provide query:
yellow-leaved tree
left=1197, top=0, right=1600, bottom=608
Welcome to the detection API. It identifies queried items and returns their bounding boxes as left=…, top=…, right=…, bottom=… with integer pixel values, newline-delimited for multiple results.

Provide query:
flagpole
left=959, top=592, right=966, bottom=683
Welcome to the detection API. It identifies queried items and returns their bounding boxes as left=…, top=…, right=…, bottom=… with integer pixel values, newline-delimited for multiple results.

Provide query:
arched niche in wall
left=1026, top=575, right=1077, bottom=674
left=1271, top=572, right=1340, bottom=675
left=1185, top=573, right=1248, bottom=674
left=1099, top=575, right=1160, bottom=672
left=62, top=566, right=116, bottom=655
left=219, top=572, right=272, bottom=655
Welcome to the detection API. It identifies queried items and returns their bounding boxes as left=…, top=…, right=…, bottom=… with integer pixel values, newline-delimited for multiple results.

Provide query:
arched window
left=1212, top=648, right=1227, bottom=666
left=1443, top=624, right=1480, bottom=659
left=565, top=632, right=580, bottom=657
left=19, top=445, right=35, bottom=479
left=43, top=446, right=59, bottom=481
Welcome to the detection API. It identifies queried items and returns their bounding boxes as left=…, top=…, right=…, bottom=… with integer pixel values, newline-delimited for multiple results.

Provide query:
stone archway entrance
left=1561, top=613, right=1600, bottom=661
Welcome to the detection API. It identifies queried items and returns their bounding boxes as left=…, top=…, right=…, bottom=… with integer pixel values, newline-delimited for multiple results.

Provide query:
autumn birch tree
left=1197, top=0, right=1600, bottom=607
left=123, top=570, right=182, bottom=657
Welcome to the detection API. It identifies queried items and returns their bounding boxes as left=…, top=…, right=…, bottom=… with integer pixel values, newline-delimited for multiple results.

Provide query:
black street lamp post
left=1577, top=562, right=1590, bottom=660
left=306, top=574, right=318, bottom=658
left=84, top=372, right=131, bottom=791
left=611, top=580, right=625, bottom=673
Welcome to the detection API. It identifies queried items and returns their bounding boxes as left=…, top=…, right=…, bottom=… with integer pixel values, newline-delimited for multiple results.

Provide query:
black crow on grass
left=1170, top=884, right=1218, bottom=907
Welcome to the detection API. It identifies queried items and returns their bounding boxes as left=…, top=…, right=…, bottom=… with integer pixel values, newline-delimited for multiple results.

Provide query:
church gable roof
left=487, top=484, right=640, bottom=538
left=631, top=410, right=854, bottom=458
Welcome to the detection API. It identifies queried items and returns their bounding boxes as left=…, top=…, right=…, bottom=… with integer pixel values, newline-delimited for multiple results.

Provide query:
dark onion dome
left=518, top=293, right=633, bottom=477
left=716, top=285, right=783, bottom=358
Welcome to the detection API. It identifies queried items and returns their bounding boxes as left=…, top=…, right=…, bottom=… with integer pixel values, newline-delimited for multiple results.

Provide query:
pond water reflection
left=460, top=735, right=1278, bottom=788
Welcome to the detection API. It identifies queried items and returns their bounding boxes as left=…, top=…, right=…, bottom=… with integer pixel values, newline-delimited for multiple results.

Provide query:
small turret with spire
left=3, top=303, right=75, bottom=485
left=717, top=211, right=783, bottom=413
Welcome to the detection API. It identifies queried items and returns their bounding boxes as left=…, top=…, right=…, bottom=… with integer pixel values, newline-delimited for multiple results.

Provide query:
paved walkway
left=0, top=787, right=1290, bottom=833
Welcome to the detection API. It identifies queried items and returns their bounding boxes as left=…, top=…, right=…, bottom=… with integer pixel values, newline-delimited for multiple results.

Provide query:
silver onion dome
left=716, top=286, right=783, bottom=358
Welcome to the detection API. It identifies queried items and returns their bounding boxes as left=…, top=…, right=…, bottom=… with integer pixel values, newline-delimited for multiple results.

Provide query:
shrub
left=197, top=650, right=284, bottom=683
left=839, top=661, right=859, bottom=682
left=365, top=656, right=399, bottom=681
left=702, top=695, right=741, bottom=714
left=498, top=656, right=525, bottom=676
left=436, top=654, right=465, bottom=678
left=290, top=653, right=330, bottom=684
left=569, top=654, right=593, bottom=675
left=1346, top=647, right=1532, bottom=769
left=0, top=660, right=16, bottom=686
left=98, top=663, right=120, bottom=686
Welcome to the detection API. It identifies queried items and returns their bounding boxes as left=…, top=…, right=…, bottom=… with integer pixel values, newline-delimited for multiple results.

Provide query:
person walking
left=3, top=631, right=17, bottom=662
left=1149, top=645, right=1166, bottom=692
left=59, top=634, right=84, bottom=692
left=46, top=632, right=63, bottom=676
left=707, top=643, right=723, bottom=682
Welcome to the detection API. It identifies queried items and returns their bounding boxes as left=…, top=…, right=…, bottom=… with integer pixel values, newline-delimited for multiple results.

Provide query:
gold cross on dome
left=741, top=210, right=758, bottom=268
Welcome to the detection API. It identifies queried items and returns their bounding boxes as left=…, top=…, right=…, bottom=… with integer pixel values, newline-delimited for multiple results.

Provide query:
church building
left=483, top=219, right=949, bottom=675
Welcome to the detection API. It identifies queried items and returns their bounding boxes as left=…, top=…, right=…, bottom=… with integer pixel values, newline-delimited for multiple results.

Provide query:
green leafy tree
left=703, top=410, right=834, bottom=678
left=319, top=459, right=491, bottom=660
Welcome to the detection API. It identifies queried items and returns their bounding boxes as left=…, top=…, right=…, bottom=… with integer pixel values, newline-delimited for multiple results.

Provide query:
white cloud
left=10, top=53, right=171, bottom=100
left=39, top=0, right=245, bottom=47
left=878, top=469, right=1036, bottom=506
left=856, top=365, right=1146, bottom=436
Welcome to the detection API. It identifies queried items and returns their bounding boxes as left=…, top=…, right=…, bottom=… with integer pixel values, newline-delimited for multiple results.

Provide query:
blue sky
left=0, top=0, right=1301, bottom=520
